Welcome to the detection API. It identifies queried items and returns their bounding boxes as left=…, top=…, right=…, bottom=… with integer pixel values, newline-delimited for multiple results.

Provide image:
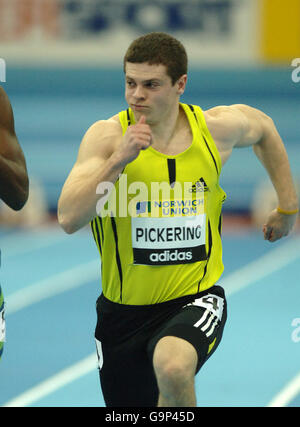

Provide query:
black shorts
left=94, top=285, right=227, bottom=407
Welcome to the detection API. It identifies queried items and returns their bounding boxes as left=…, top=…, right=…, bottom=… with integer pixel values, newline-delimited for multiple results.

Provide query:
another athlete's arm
left=206, top=104, right=298, bottom=242
left=58, top=115, right=152, bottom=234
left=0, top=87, right=29, bottom=210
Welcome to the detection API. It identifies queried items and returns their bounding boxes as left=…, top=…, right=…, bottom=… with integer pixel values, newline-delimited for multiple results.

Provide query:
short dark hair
left=123, top=32, right=188, bottom=85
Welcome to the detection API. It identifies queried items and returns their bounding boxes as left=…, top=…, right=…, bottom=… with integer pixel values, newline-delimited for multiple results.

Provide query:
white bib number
left=131, top=214, right=207, bottom=265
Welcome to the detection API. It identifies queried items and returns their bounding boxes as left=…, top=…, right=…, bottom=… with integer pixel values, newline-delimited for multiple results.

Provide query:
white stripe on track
left=2, top=235, right=300, bottom=407
left=6, top=259, right=100, bottom=315
left=267, top=370, right=300, bottom=407
left=0, top=229, right=67, bottom=258
left=3, top=353, right=98, bottom=407
left=220, top=236, right=300, bottom=296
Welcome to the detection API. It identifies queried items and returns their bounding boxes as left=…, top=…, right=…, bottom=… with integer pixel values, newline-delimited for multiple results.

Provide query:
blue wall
left=4, top=66, right=299, bottom=213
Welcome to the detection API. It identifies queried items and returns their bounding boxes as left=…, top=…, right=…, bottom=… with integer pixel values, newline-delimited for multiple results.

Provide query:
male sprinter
left=58, top=33, right=298, bottom=406
left=0, top=86, right=29, bottom=359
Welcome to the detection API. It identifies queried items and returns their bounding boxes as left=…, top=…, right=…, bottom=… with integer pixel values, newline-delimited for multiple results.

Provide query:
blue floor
left=0, top=225, right=299, bottom=407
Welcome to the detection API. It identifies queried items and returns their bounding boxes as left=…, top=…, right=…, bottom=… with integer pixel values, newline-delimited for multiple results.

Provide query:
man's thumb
left=138, top=115, right=146, bottom=124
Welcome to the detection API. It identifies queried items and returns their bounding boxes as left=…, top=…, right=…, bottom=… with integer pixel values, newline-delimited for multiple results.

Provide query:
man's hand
left=263, top=209, right=298, bottom=242
left=113, top=115, right=152, bottom=168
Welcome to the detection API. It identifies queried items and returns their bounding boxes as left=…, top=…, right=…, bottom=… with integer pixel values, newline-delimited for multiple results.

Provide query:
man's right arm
left=57, top=119, right=124, bottom=234
left=58, top=115, right=152, bottom=234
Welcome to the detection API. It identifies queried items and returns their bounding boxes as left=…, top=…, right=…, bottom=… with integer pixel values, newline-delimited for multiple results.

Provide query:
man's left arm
left=232, top=104, right=298, bottom=242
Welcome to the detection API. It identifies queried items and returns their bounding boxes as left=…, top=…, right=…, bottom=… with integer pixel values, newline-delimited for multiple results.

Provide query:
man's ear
left=177, top=74, right=187, bottom=95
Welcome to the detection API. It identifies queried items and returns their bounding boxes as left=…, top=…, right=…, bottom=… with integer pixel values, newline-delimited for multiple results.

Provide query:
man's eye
left=147, top=82, right=159, bottom=88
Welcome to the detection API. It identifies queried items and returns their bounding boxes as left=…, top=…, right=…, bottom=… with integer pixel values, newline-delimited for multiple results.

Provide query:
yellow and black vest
left=91, top=103, right=226, bottom=305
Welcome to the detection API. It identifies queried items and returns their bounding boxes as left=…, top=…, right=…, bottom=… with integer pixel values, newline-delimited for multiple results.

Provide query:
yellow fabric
left=91, top=103, right=226, bottom=305
left=208, top=337, right=217, bottom=354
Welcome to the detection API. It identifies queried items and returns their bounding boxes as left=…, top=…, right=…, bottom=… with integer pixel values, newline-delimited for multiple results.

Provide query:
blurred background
left=0, top=0, right=299, bottom=222
left=0, top=0, right=299, bottom=408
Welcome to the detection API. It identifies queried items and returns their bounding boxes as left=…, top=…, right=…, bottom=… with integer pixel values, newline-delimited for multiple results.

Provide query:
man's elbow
left=8, top=177, right=29, bottom=211
left=9, top=198, right=26, bottom=211
left=57, top=210, right=79, bottom=234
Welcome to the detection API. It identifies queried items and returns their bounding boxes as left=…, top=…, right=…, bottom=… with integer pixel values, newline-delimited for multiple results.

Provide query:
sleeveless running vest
left=91, top=103, right=226, bottom=305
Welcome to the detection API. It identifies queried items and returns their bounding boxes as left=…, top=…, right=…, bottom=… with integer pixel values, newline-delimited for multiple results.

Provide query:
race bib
left=131, top=213, right=207, bottom=265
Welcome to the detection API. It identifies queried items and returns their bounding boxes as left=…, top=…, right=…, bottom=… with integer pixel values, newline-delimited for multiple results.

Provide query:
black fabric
left=167, top=158, right=176, bottom=187
left=95, top=286, right=227, bottom=407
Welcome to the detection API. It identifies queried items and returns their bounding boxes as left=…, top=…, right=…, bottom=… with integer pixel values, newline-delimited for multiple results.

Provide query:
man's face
left=125, top=62, right=186, bottom=124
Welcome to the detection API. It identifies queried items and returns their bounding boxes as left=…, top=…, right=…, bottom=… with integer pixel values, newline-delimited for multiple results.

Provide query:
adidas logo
left=189, top=177, right=209, bottom=193
left=149, top=250, right=193, bottom=263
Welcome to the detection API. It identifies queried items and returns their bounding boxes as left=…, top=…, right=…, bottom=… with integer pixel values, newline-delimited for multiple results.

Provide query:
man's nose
left=133, top=85, right=146, bottom=99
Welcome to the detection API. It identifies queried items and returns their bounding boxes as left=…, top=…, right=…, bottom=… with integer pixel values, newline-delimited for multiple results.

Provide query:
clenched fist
left=115, top=115, right=153, bottom=168
left=263, top=208, right=298, bottom=242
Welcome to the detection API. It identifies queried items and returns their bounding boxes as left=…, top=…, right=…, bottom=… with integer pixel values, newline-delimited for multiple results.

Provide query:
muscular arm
left=58, top=115, right=152, bottom=234
left=57, top=119, right=124, bottom=234
left=0, top=87, right=29, bottom=210
left=206, top=104, right=298, bottom=241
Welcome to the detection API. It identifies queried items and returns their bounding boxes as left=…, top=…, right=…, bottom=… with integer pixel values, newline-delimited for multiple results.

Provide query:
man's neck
left=150, top=103, right=182, bottom=147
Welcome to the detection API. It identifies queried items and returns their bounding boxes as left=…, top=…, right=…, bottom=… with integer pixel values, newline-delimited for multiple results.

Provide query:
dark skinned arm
left=0, top=86, right=29, bottom=210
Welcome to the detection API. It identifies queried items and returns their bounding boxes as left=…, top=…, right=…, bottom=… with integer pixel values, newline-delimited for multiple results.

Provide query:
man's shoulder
left=78, top=114, right=123, bottom=161
left=87, top=113, right=122, bottom=135
left=203, top=104, right=248, bottom=122
left=203, top=103, right=269, bottom=126
left=203, top=103, right=272, bottom=151
left=203, top=104, right=250, bottom=144
left=83, top=114, right=123, bottom=145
